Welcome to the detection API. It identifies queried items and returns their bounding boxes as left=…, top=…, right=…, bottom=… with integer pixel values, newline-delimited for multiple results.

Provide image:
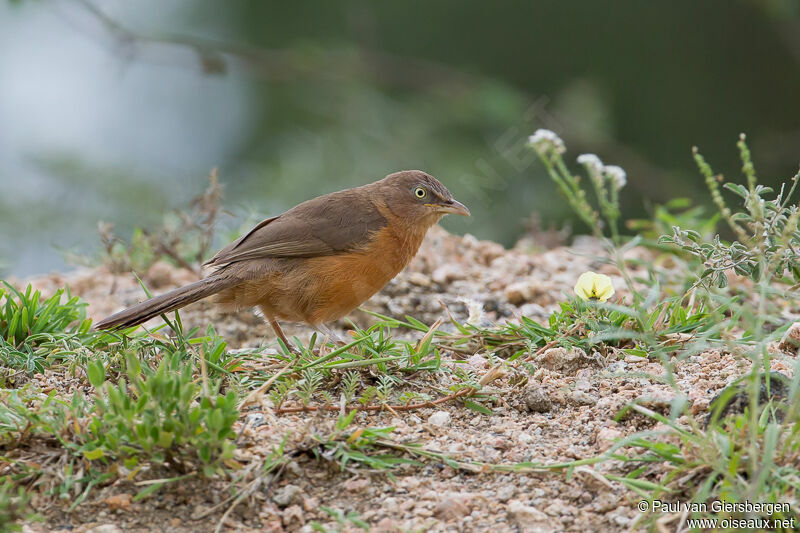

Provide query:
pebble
left=519, top=302, right=549, bottom=318
left=596, top=427, right=624, bottom=450
left=624, top=353, right=647, bottom=363
left=522, top=384, right=553, bottom=413
left=86, top=526, right=123, bottom=533
left=468, top=353, right=488, bottom=370
left=569, top=390, right=597, bottom=406
left=343, top=477, right=370, bottom=493
left=606, top=360, right=627, bottom=373
left=537, top=347, right=603, bottom=375
left=406, top=272, right=432, bottom=287
left=517, top=432, right=534, bottom=444
left=507, top=500, right=551, bottom=531
left=432, top=264, right=465, bottom=284
left=434, top=494, right=471, bottom=520
left=281, top=505, right=305, bottom=527
left=374, top=517, right=399, bottom=532
left=272, top=484, right=304, bottom=507
left=428, top=410, right=451, bottom=427
left=496, top=484, right=516, bottom=502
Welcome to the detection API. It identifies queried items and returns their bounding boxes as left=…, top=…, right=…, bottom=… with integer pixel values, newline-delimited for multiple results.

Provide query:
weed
left=0, top=282, right=91, bottom=375
left=0, top=480, right=35, bottom=533
left=85, top=349, right=239, bottom=476
left=99, top=170, right=222, bottom=275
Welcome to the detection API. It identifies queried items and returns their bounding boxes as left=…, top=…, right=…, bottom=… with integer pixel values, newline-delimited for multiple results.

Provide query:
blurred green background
left=1, top=0, right=799, bottom=276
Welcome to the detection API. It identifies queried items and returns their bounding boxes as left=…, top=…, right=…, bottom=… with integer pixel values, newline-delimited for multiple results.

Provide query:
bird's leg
left=267, top=316, right=296, bottom=353
left=315, top=323, right=348, bottom=347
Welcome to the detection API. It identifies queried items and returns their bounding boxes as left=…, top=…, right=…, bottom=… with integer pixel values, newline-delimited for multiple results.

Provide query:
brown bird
left=95, top=170, right=470, bottom=347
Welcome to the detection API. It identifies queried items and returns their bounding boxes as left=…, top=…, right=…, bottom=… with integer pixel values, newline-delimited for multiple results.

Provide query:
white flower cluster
left=528, top=129, right=566, bottom=155
left=576, top=153, right=604, bottom=186
left=576, top=153, right=604, bottom=174
left=576, top=153, right=627, bottom=190
left=604, top=165, right=627, bottom=189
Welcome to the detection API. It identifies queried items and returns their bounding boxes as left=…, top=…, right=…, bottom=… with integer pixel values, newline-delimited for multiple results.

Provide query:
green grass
left=0, top=282, right=92, bottom=375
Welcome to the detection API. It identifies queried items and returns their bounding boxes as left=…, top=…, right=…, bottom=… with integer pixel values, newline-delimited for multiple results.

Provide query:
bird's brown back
left=210, top=179, right=441, bottom=324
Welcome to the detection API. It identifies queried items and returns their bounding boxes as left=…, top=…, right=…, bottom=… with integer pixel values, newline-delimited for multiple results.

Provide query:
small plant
left=341, top=371, right=360, bottom=403
left=0, top=480, right=35, bottom=533
left=99, top=170, right=222, bottom=275
left=661, top=134, right=800, bottom=288
left=84, top=349, right=239, bottom=476
left=528, top=130, right=627, bottom=242
left=0, top=282, right=92, bottom=374
left=295, top=369, right=324, bottom=406
left=627, top=197, right=719, bottom=242
left=0, top=283, right=90, bottom=346
left=311, top=411, right=417, bottom=473
left=311, top=507, right=369, bottom=531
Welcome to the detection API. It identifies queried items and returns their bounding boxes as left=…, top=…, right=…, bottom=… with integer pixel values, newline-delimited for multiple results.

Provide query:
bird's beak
left=427, top=199, right=471, bottom=217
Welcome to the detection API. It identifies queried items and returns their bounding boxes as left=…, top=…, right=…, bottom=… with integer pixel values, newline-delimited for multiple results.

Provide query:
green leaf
left=464, top=400, right=493, bottom=415
left=133, top=482, right=165, bottom=502
left=82, top=448, right=105, bottom=460
left=87, top=360, right=106, bottom=388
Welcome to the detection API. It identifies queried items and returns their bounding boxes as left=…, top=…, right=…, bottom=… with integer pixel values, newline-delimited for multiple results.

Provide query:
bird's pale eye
left=413, top=187, right=427, bottom=199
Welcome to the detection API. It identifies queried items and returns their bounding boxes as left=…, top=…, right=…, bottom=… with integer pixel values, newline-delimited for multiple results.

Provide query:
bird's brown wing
left=204, top=189, right=388, bottom=267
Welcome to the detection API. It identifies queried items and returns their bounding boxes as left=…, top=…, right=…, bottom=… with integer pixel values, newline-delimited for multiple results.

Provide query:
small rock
left=86, top=526, right=123, bottom=533
left=102, top=493, right=132, bottom=512
left=537, top=347, right=603, bottom=375
left=596, top=427, right=623, bottom=450
left=144, top=261, right=175, bottom=288
left=434, top=495, right=471, bottom=520
left=606, top=360, right=627, bottom=373
left=568, top=390, right=597, bottom=406
left=406, top=272, right=432, bottom=287
left=634, top=388, right=677, bottom=415
left=612, top=507, right=632, bottom=526
left=496, top=485, right=515, bottom=502
left=302, top=496, right=319, bottom=511
left=428, top=410, right=451, bottom=427
left=690, top=398, right=710, bottom=415
left=281, top=504, right=305, bottom=528
left=272, top=484, right=304, bottom=507
left=624, top=353, right=647, bottom=364
left=374, top=517, right=399, bottom=532
left=432, top=264, right=465, bottom=284
left=468, top=353, right=488, bottom=370
left=505, top=280, right=544, bottom=304
left=522, top=384, right=552, bottom=413
left=343, top=477, right=370, bottom=493
left=507, top=500, right=550, bottom=531
left=490, top=437, right=510, bottom=450
left=519, top=302, right=548, bottom=318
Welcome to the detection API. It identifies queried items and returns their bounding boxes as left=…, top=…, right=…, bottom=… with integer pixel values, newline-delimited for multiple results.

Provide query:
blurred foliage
left=2, top=0, right=800, bottom=274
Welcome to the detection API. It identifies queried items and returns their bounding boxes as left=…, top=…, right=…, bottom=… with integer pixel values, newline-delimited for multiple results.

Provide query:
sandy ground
left=13, top=226, right=796, bottom=533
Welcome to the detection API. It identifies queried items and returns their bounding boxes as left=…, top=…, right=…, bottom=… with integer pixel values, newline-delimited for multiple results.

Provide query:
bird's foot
left=314, top=324, right=350, bottom=347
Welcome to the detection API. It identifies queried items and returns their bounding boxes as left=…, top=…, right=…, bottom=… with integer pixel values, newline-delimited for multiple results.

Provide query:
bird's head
left=377, top=170, right=470, bottom=225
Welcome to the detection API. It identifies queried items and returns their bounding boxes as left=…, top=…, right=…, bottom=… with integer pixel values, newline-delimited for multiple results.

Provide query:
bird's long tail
left=94, top=276, right=237, bottom=330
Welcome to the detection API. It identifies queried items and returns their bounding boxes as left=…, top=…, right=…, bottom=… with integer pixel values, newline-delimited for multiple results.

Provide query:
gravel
left=16, top=225, right=799, bottom=532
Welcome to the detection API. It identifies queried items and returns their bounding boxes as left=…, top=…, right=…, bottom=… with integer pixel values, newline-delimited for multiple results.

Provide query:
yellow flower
left=574, top=272, right=615, bottom=302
